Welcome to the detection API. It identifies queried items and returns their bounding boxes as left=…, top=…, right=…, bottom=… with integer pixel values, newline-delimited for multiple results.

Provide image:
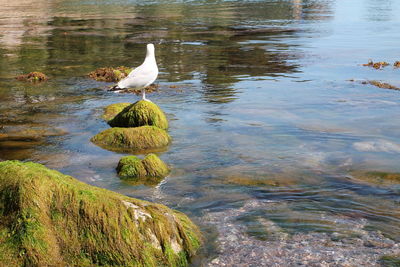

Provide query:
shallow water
left=1, top=0, right=400, bottom=265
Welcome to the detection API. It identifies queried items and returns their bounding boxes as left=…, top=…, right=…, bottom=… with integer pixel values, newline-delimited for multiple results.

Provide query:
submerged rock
left=15, top=72, right=48, bottom=82
left=102, top=102, right=131, bottom=122
left=349, top=170, right=400, bottom=185
left=88, top=66, right=132, bottom=82
left=109, top=100, right=168, bottom=130
left=380, top=255, right=400, bottom=266
left=117, top=154, right=170, bottom=185
left=0, top=160, right=200, bottom=266
left=91, top=126, right=171, bottom=153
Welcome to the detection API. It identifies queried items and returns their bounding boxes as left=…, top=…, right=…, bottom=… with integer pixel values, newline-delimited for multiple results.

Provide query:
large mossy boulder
left=0, top=161, right=200, bottom=266
left=117, top=154, right=170, bottom=185
left=102, top=103, right=131, bottom=122
left=91, top=126, right=171, bottom=153
left=109, top=100, right=168, bottom=130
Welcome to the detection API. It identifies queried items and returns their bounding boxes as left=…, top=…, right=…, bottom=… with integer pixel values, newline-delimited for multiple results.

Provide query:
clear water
left=1, top=0, right=400, bottom=264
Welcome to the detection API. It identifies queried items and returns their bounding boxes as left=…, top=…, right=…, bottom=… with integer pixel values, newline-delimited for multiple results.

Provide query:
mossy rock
left=91, top=126, right=171, bottom=153
left=109, top=100, right=168, bottom=130
left=15, top=72, right=48, bottom=82
left=88, top=66, right=132, bottom=82
left=117, top=154, right=170, bottom=185
left=0, top=160, right=200, bottom=266
left=102, top=103, right=131, bottom=122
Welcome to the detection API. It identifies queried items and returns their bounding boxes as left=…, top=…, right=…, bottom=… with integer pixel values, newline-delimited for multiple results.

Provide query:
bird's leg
left=141, top=87, right=152, bottom=102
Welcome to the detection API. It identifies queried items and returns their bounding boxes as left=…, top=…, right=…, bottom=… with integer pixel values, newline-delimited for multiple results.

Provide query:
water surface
left=1, top=0, right=400, bottom=265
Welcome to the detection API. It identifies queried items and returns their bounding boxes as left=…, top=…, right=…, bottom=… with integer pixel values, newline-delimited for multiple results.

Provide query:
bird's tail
left=109, top=85, right=121, bottom=91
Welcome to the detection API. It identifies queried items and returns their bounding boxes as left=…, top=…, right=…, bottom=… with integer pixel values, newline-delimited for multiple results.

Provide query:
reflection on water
left=1, top=0, right=400, bottom=265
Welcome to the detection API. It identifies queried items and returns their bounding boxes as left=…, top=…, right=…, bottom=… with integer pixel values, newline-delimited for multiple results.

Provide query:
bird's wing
left=127, top=66, right=142, bottom=78
left=127, top=62, right=153, bottom=78
left=118, top=65, right=156, bottom=88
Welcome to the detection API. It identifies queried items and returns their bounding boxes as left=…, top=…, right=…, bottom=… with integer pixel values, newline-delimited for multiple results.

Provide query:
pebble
left=203, top=200, right=400, bottom=266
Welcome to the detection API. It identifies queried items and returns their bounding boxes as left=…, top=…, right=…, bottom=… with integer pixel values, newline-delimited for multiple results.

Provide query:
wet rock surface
left=204, top=200, right=400, bottom=267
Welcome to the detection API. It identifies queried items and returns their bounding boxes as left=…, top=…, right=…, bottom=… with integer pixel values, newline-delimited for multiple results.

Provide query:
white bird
left=112, top=43, right=158, bottom=101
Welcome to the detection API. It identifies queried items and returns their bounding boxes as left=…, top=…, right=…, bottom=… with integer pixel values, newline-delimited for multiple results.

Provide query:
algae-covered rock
left=109, top=100, right=168, bottom=130
left=102, top=102, right=131, bottom=122
left=349, top=170, right=400, bottom=185
left=15, top=72, right=48, bottom=82
left=380, top=254, right=400, bottom=266
left=88, top=66, right=132, bottom=82
left=91, top=126, right=171, bottom=153
left=0, top=161, right=200, bottom=266
left=117, top=154, right=170, bottom=185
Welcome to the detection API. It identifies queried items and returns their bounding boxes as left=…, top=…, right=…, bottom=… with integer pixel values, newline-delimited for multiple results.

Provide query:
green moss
left=91, top=126, right=171, bottom=153
left=380, top=255, right=400, bottom=267
left=117, top=154, right=170, bottom=185
left=142, top=154, right=170, bottom=178
left=109, top=100, right=169, bottom=130
left=0, top=160, right=201, bottom=266
left=117, top=156, right=146, bottom=178
left=102, top=103, right=131, bottom=122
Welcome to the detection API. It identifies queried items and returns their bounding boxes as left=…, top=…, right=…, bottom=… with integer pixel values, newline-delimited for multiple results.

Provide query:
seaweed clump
left=349, top=170, right=400, bottom=186
left=88, top=66, right=132, bottom=82
left=120, top=84, right=160, bottom=95
left=362, top=60, right=390, bottom=69
left=15, top=72, right=48, bottom=82
left=109, top=100, right=169, bottom=130
left=362, top=80, right=400, bottom=91
left=0, top=160, right=200, bottom=267
left=91, top=126, right=171, bottom=153
left=117, top=154, right=170, bottom=185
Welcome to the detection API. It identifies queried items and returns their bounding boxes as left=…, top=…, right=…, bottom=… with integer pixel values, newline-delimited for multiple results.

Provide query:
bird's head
left=146, top=44, right=155, bottom=57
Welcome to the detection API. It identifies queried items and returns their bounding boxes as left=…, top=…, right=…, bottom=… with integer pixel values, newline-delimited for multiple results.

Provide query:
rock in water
left=88, top=66, right=132, bottom=82
left=0, top=161, right=200, bottom=266
left=109, top=100, right=168, bottom=130
left=15, top=72, right=48, bottom=82
left=102, top=103, right=131, bottom=122
left=90, top=126, right=171, bottom=153
left=117, top=154, right=170, bottom=185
